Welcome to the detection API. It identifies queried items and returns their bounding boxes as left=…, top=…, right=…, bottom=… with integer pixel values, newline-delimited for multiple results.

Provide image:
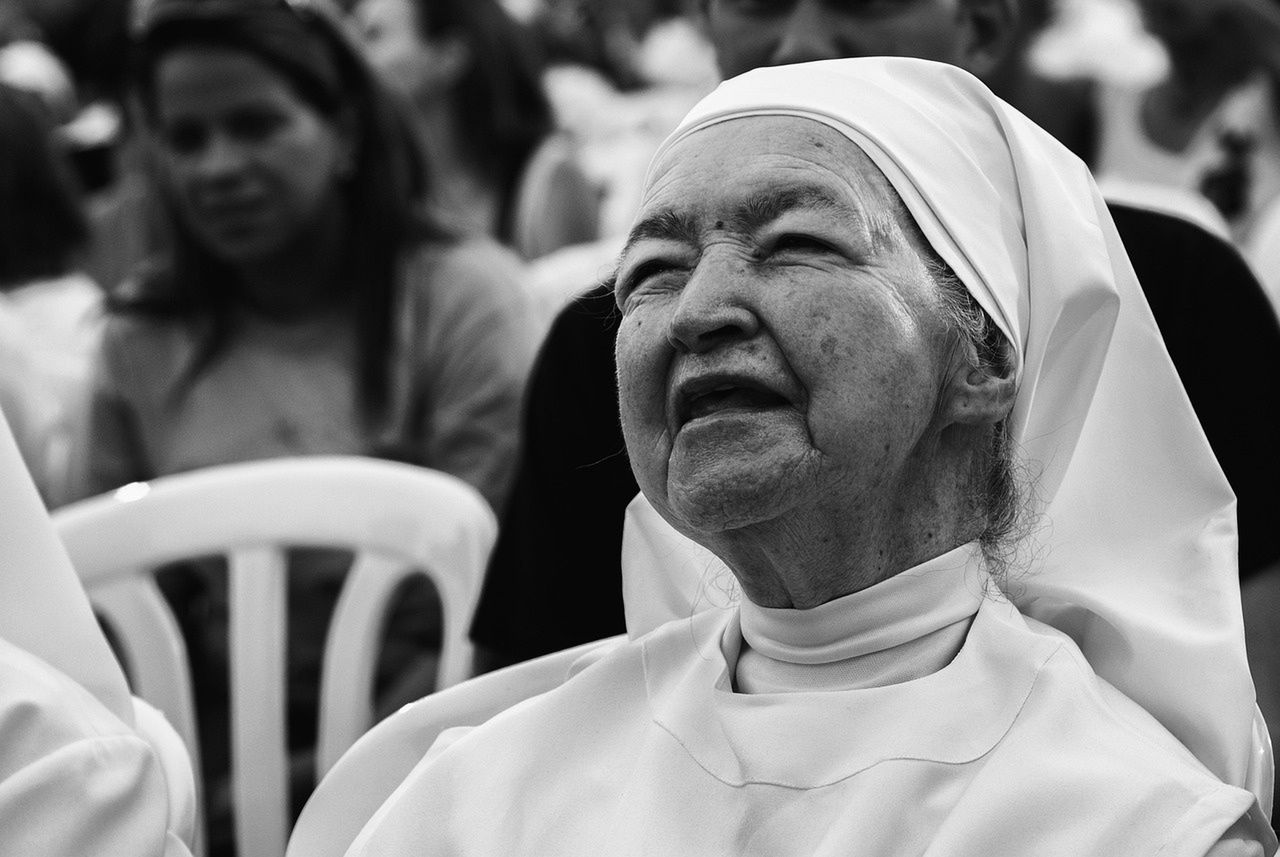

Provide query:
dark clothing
left=470, top=204, right=1280, bottom=663
left=469, top=286, right=635, bottom=658
left=1108, top=204, right=1280, bottom=575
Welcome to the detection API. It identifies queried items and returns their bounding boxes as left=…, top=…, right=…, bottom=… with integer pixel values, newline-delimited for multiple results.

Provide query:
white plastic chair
left=286, top=634, right=625, bottom=857
left=53, top=456, right=497, bottom=857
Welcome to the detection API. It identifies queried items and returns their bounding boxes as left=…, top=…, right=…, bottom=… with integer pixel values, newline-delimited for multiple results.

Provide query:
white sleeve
left=1202, top=808, right=1276, bottom=857
left=1204, top=793, right=1279, bottom=857
left=422, top=725, right=475, bottom=765
left=0, top=734, right=181, bottom=856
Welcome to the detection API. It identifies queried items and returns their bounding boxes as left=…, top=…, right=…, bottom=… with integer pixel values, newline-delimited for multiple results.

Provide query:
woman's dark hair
left=124, top=0, right=444, bottom=425
left=415, top=0, right=555, bottom=241
left=0, top=83, right=90, bottom=289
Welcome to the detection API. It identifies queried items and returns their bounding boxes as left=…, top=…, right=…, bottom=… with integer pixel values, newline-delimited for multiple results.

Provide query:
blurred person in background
left=79, top=0, right=533, bottom=850
left=0, top=82, right=102, bottom=505
left=531, top=0, right=684, bottom=91
left=0, top=0, right=132, bottom=108
left=0, top=0, right=165, bottom=305
left=985, top=0, right=1099, bottom=161
left=1094, top=0, right=1280, bottom=244
left=353, top=0, right=600, bottom=259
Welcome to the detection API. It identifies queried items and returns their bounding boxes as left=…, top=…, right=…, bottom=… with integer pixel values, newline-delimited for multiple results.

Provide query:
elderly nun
left=345, top=58, right=1276, bottom=856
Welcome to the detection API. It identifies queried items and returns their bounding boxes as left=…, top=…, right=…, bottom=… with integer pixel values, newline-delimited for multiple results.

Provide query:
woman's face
left=152, top=46, right=352, bottom=265
left=615, top=115, right=962, bottom=539
left=355, top=0, right=465, bottom=102
left=704, top=0, right=980, bottom=81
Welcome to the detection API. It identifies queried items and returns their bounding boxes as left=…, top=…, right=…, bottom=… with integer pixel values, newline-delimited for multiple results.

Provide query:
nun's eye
left=770, top=234, right=835, bottom=255
left=618, top=259, right=687, bottom=300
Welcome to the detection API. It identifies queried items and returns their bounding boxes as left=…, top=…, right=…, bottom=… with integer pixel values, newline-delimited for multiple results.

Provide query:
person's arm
left=0, top=641, right=192, bottom=857
left=407, top=239, right=536, bottom=515
left=1201, top=808, right=1272, bottom=857
left=0, top=735, right=188, bottom=856
left=72, top=316, right=153, bottom=501
left=1154, top=788, right=1276, bottom=857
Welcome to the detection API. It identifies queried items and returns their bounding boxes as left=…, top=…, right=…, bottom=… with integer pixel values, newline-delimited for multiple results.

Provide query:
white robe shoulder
left=349, top=598, right=1272, bottom=856
left=0, top=636, right=187, bottom=856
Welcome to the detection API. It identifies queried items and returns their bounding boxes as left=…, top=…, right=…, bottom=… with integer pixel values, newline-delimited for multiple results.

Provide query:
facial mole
left=714, top=220, right=724, bottom=229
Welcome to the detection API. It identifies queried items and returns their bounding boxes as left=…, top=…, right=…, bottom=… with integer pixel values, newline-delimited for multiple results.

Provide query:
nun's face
left=615, top=115, right=958, bottom=539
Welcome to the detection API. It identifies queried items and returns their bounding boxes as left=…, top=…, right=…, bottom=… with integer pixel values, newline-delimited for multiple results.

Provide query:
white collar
left=738, top=542, right=987, bottom=666
left=642, top=594, right=1054, bottom=789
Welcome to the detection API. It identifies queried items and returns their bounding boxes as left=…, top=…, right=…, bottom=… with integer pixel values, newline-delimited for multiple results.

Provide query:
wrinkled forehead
left=645, top=104, right=1024, bottom=376
left=636, top=115, right=911, bottom=242
left=644, top=114, right=898, bottom=207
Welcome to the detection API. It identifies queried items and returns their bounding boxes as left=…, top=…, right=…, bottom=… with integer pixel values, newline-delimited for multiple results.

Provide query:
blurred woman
left=85, top=0, right=531, bottom=525
left=1095, top=0, right=1280, bottom=243
left=354, top=0, right=600, bottom=258
left=81, top=0, right=533, bottom=847
left=0, top=81, right=102, bottom=504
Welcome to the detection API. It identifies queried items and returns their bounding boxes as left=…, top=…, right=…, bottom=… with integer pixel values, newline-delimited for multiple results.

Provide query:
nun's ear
left=941, top=338, right=1016, bottom=430
left=954, top=0, right=1018, bottom=80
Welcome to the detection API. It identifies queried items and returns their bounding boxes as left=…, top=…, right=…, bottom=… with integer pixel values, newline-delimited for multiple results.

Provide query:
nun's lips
left=670, top=372, right=795, bottom=430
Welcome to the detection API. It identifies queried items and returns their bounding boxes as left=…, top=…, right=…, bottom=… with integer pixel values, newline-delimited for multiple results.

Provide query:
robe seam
left=645, top=629, right=1065, bottom=790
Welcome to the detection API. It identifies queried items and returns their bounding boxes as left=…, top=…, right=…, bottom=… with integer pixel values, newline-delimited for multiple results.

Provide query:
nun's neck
left=703, top=488, right=983, bottom=610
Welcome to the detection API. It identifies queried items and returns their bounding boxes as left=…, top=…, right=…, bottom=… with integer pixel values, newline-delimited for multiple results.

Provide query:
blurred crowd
left=2, top=0, right=1280, bottom=852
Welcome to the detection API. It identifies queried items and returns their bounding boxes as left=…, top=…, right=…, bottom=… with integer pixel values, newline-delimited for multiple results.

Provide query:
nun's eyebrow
left=620, top=183, right=874, bottom=261
left=736, top=184, right=897, bottom=249
left=619, top=209, right=701, bottom=261
left=731, top=184, right=854, bottom=230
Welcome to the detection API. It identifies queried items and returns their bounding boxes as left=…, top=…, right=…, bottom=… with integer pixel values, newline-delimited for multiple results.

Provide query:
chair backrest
left=286, top=634, right=626, bottom=857
left=53, top=456, right=497, bottom=857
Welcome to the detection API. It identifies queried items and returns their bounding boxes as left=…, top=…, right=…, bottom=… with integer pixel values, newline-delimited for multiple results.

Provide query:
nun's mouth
left=673, top=374, right=792, bottom=428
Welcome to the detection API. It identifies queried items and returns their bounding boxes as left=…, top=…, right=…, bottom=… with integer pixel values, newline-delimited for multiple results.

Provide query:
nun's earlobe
left=945, top=360, right=1016, bottom=428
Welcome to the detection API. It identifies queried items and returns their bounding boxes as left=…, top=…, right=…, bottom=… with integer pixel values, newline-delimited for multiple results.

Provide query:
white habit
left=348, top=545, right=1268, bottom=856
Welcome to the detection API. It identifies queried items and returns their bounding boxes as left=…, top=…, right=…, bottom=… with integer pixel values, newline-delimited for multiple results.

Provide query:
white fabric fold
left=0, top=409, right=132, bottom=723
